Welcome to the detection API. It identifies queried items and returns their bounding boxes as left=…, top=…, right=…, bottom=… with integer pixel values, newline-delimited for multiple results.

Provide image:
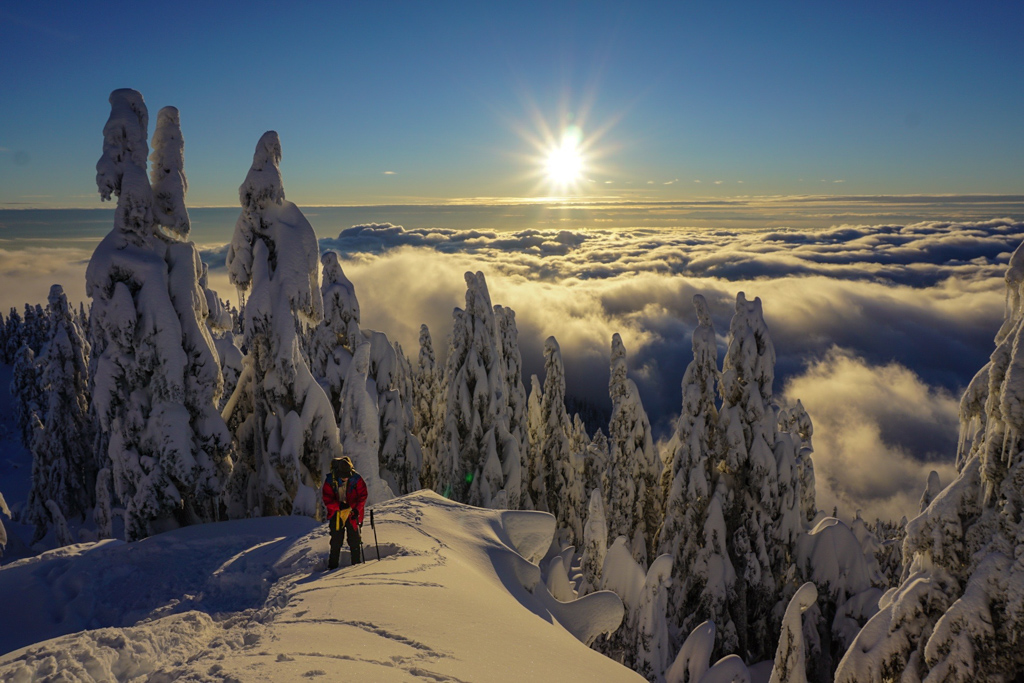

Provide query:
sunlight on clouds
left=782, top=348, right=960, bottom=521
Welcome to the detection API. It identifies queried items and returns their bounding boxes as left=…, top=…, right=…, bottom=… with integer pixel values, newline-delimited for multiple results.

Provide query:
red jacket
left=322, top=471, right=368, bottom=526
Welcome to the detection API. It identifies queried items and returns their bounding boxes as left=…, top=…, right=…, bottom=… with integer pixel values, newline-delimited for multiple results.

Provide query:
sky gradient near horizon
left=2, top=1, right=1023, bottom=209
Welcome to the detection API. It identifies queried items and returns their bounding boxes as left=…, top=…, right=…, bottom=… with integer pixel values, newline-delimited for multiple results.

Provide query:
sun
left=544, top=126, right=585, bottom=189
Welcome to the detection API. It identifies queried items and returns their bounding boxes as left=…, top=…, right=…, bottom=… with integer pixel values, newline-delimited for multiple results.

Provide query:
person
left=322, top=456, right=368, bottom=569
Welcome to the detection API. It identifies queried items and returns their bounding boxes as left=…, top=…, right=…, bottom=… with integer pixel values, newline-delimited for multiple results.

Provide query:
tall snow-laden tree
left=525, top=373, right=545, bottom=510
left=338, top=340, right=394, bottom=504
left=11, top=345, right=42, bottom=448
left=580, top=488, right=609, bottom=596
left=88, top=91, right=231, bottom=539
left=4, top=308, right=23, bottom=363
left=366, top=330, right=423, bottom=497
left=496, top=305, right=527, bottom=509
left=606, top=333, right=661, bottom=565
left=769, top=582, right=818, bottom=683
left=436, top=272, right=517, bottom=508
left=223, top=131, right=340, bottom=518
left=24, top=285, right=94, bottom=542
left=658, top=294, right=724, bottom=646
left=836, top=238, right=1024, bottom=682
left=540, top=336, right=584, bottom=544
left=414, top=324, right=443, bottom=491
left=716, top=292, right=784, bottom=661
left=309, top=251, right=360, bottom=417
left=635, top=554, right=674, bottom=682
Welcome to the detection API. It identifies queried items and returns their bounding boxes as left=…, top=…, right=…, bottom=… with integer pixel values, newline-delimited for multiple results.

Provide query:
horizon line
left=4, top=192, right=1024, bottom=212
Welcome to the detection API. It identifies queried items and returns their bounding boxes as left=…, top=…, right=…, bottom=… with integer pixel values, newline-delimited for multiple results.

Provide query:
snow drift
left=0, top=491, right=634, bottom=682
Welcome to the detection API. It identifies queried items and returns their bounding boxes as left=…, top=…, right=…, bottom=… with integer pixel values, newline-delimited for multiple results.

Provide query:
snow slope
left=0, top=490, right=636, bottom=682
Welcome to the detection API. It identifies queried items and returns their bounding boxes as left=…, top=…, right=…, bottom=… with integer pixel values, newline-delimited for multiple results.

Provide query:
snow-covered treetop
left=609, top=333, right=629, bottom=404
left=240, top=131, right=285, bottom=210
left=149, top=106, right=190, bottom=240
left=721, top=291, right=776, bottom=406
left=96, top=89, right=149, bottom=202
left=227, top=132, right=323, bottom=327
left=321, top=251, right=360, bottom=334
left=95, top=89, right=154, bottom=239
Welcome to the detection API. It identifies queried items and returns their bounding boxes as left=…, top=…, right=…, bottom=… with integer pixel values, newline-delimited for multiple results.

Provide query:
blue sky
left=1, top=1, right=1022, bottom=208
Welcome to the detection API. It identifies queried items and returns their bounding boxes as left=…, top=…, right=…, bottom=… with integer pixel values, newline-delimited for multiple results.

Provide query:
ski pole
left=370, top=509, right=381, bottom=561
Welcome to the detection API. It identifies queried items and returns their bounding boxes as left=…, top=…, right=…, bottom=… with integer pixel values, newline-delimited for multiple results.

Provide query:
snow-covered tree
left=223, top=130, right=340, bottom=518
left=338, top=341, right=394, bottom=504
left=525, top=374, right=545, bottom=510
left=24, top=285, right=94, bottom=542
left=496, top=305, right=527, bottom=509
left=659, top=294, right=722, bottom=641
left=4, top=308, right=23, bottom=362
left=367, top=331, right=422, bottom=496
left=836, top=238, right=1024, bottom=682
left=635, top=554, right=674, bottom=681
left=11, top=345, right=42, bottom=448
left=89, top=91, right=233, bottom=539
left=606, top=333, right=661, bottom=565
left=769, top=582, right=818, bottom=683
left=580, top=488, right=609, bottom=596
left=716, top=292, right=785, bottom=660
left=436, top=272, right=517, bottom=508
left=94, top=468, right=113, bottom=540
left=414, top=324, right=443, bottom=491
left=540, top=337, right=585, bottom=544
left=44, top=499, right=74, bottom=548
left=584, top=427, right=610, bottom=505
left=309, top=251, right=360, bottom=417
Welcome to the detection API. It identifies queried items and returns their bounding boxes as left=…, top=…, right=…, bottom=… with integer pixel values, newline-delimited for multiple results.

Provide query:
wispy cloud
left=382, top=171, right=396, bottom=175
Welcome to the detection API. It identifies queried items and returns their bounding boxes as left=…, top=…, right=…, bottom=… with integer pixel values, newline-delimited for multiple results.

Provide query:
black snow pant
left=328, top=517, right=362, bottom=569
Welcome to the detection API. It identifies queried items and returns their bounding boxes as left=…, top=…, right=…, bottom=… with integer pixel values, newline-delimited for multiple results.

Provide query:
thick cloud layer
left=3, top=218, right=1015, bottom=523
left=781, top=348, right=960, bottom=522
left=307, top=219, right=1019, bottom=520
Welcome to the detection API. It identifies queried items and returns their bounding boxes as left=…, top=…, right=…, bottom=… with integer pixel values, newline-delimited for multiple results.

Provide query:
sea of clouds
left=303, top=218, right=1022, bottom=522
left=3, top=217, right=1022, bottom=522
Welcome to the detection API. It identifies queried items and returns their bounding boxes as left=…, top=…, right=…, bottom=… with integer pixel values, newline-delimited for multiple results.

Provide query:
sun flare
left=544, top=126, right=585, bottom=189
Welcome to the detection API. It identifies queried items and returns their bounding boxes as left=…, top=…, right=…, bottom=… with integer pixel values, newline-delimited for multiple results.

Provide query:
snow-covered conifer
left=24, top=285, right=94, bottom=541
left=88, top=90, right=232, bottom=538
left=540, top=337, right=585, bottom=544
left=606, top=333, right=660, bottom=565
left=635, top=554, right=674, bottom=682
left=309, top=251, right=360, bottom=417
left=659, top=295, right=721, bottom=641
left=4, top=308, right=23, bottom=362
left=11, top=345, right=42, bottom=448
left=436, top=272, right=516, bottom=507
left=837, top=238, right=1024, bottom=682
left=525, top=374, right=544, bottom=510
left=44, top=499, right=74, bottom=548
left=769, top=582, right=818, bottom=683
left=367, top=331, right=423, bottom=496
left=496, top=305, right=527, bottom=509
left=223, top=132, right=340, bottom=517
left=338, top=341, right=394, bottom=504
left=716, top=292, right=782, bottom=660
left=414, top=324, right=442, bottom=491
left=580, top=489, right=608, bottom=596
left=94, top=468, right=113, bottom=540
left=584, top=428, right=610, bottom=504
left=149, top=106, right=190, bottom=240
